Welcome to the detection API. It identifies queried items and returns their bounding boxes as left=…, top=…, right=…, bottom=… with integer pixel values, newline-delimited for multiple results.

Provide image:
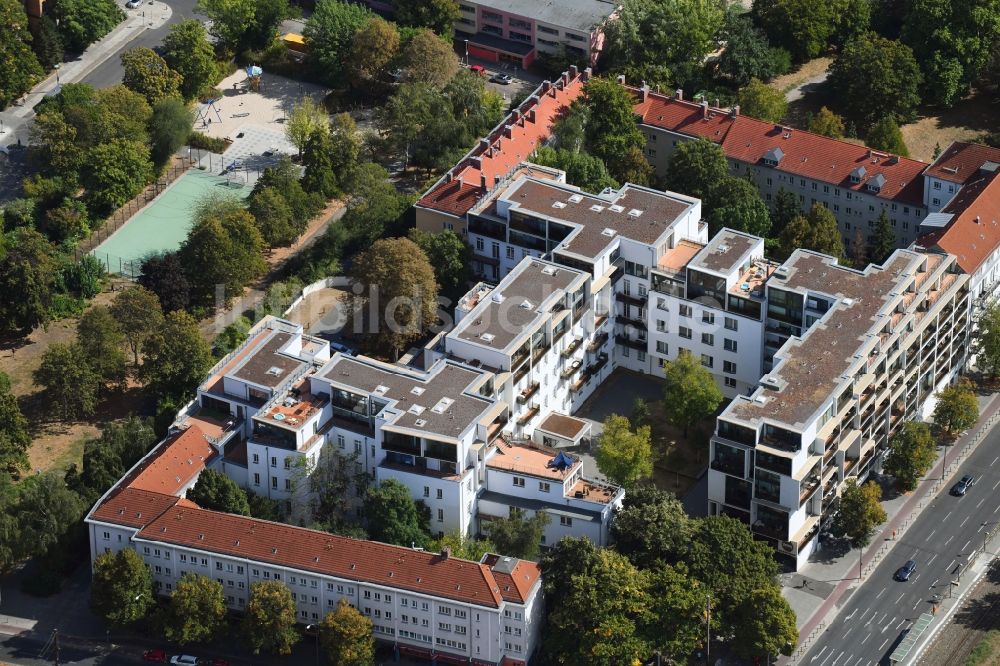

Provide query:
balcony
left=516, top=382, right=539, bottom=404
left=618, top=314, right=646, bottom=330
left=585, top=353, right=609, bottom=378
left=517, top=405, right=540, bottom=426
left=561, top=337, right=582, bottom=357
left=617, top=292, right=646, bottom=307
left=560, top=359, right=582, bottom=379
left=615, top=334, right=646, bottom=351
left=594, top=313, right=609, bottom=329
left=753, top=521, right=787, bottom=541
left=711, top=456, right=744, bottom=477
left=512, top=363, right=530, bottom=385
left=799, top=474, right=821, bottom=504
left=570, top=377, right=587, bottom=393
left=586, top=332, right=609, bottom=353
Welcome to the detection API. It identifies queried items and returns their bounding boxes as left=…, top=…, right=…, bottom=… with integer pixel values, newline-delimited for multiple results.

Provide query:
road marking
left=831, top=652, right=843, bottom=666
left=964, top=539, right=972, bottom=551
left=880, top=638, right=890, bottom=650
left=843, top=628, right=852, bottom=640
left=992, top=456, right=998, bottom=466
left=853, top=657, right=864, bottom=666
left=927, top=554, right=938, bottom=566
left=993, top=478, right=1000, bottom=490
left=895, top=593, right=905, bottom=604
left=878, top=612, right=888, bottom=624
left=861, top=633, right=871, bottom=645
left=932, top=578, right=940, bottom=587
left=845, top=608, right=857, bottom=621
left=945, top=511, right=953, bottom=520
left=946, top=535, right=955, bottom=545
left=811, top=646, right=829, bottom=662
left=927, top=528, right=937, bottom=541
left=818, top=649, right=835, bottom=666
left=882, top=622, right=891, bottom=633
left=913, top=599, right=921, bottom=610
left=961, top=516, right=971, bottom=527
left=978, top=497, right=987, bottom=508
left=860, top=608, right=872, bottom=622
left=897, top=619, right=907, bottom=630
left=875, top=587, right=886, bottom=600
left=947, top=559, right=956, bottom=571
left=995, top=503, right=1000, bottom=514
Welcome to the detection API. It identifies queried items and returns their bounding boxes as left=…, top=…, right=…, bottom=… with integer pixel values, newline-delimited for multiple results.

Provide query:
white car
left=170, top=657, right=198, bottom=666
left=125, top=0, right=142, bottom=8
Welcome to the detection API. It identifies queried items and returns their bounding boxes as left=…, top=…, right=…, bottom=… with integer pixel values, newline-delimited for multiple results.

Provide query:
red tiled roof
left=90, top=488, right=183, bottom=528
left=135, top=505, right=507, bottom=608
left=925, top=141, right=1000, bottom=185
left=417, top=72, right=586, bottom=217
left=129, top=425, right=217, bottom=496
left=635, top=92, right=928, bottom=205
left=920, top=170, right=1000, bottom=274
left=482, top=554, right=541, bottom=604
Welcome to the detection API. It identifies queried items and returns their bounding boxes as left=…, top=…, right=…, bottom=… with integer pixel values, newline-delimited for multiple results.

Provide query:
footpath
left=781, top=392, right=1000, bottom=664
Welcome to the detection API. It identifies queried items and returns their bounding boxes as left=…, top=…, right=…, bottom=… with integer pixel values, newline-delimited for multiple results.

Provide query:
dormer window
left=849, top=166, right=867, bottom=184
left=762, top=147, right=784, bottom=167
left=866, top=173, right=886, bottom=193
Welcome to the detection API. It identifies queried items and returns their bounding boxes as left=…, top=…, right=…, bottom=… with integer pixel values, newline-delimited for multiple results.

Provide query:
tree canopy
left=51, top=0, right=124, bottom=52
left=120, top=47, right=182, bottom=105
left=187, top=468, right=251, bottom=515
left=77, top=305, right=127, bottom=392
left=0, top=228, right=55, bottom=337
left=243, top=580, right=301, bottom=655
left=884, top=421, right=936, bottom=491
left=870, top=210, right=896, bottom=263
left=974, top=303, right=1000, bottom=378
left=808, top=106, right=846, bottom=138
left=706, top=176, right=772, bottom=237
left=837, top=478, right=887, bottom=549
left=140, top=310, right=214, bottom=404
left=828, top=33, right=922, bottom=126
left=933, top=380, right=979, bottom=436
left=110, top=285, right=164, bottom=365
left=0, top=0, right=44, bottom=109
left=392, top=0, right=458, bottom=38
left=34, top=342, right=100, bottom=421
left=407, top=229, right=471, bottom=304
left=719, top=9, right=788, bottom=85
left=320, top=599, right=376, bottom=666
left=580, top=77, right=652, bottom=185
left=612, top=485, right=693, bottom=569
left=162, top=19, right=217, bottom=99
left=484, top=509, right=549, bottom=560
left=158, top=573, right=227, bottom=645
left=595, top=414, right=653, bottom=489
left=0, top=373, right=30, bottom=477
left=304, top=0, right=374, bottom=85
left=866, top=116, right=909, bottom=156
left=196, top=0, right=289, bottom=53
left=364, top=479, right=431, bottom=548
left=779, top=203, right=844, bottom=260
left=737, top=78, right=788, bottom=123
left=662, top=350, right=723, bottom=435
left=90, top=548, right=155, bottom=627
left=663, top=138, right=729, bottom=201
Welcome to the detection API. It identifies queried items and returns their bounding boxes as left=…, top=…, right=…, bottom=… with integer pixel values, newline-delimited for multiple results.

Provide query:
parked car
left=170, top=657, right=199, bottom=666
left=469, top=65, right=486, bottom=77
left=490, top=73, right=513, bottom=85
left=125, top=0, right=142, bottom=8
left=951, top=474, right=975, bottom=496
left=894, top=559, right=916, bottom=582
left=143, top=650, right=167, bottom=663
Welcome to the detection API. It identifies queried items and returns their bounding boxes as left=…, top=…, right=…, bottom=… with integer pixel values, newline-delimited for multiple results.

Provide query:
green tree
left=630, top=397, right=650, bottom=428
left=187, top=468, right=251, bottom=515
left=883, top=421, right=937, bottom=491
left=808, top=106, right=846, bottom=138
left=50, top=0, right=123, bottom=52
left=664, top=138, right=729, bottom=201
left=319, top=599, right=376, bottom=666
left=828, top=33, right=923, bottom=126
left=121, top=47, right=182, bottom=104
left=41, top=198, right=89, bottom=240
left=253, top=158, right=323, bottom=223
left=83, top=139, right=154, bottom=211
left=428, top=531, right=496, bottom=562
left=0, top=228, right=55, bottom=337
left=738, top=78, right=788, bottom=123
left=406, top=228, right=471, bottom=303
left=581, top=77, right=650, bottom=185
left=0, top=474, right=20, bottom=571
left=485, top=508, right=550, bottom=560
left=9, top=471, right=86, bottom=563
left=974, top=304, right=1000, bottom=378
left=933, top=380, right=979, bottom=436
left=0, top=373, right=30, bottom=478
left=530, top=146, right=618, bottom=194
left=751, top=0, right=838, bottom=62
left=662, top=350, right=723, bottom=435
left=393, top=0, right=458, bottom=38
left=707, top=176, right=771, bottom=237
left=140, top=310, right=214, bottom=404
left=139, top=252, right=190, bottom=313
left=34, top=342, right=99, bottom=420
left=90, top=548, right=155, bottom=627
left=150, top=97, right=195, bottom=166
left=303, top=0, right=373, bottom=84
left=76, top=417, right=156, bottom=501
left=307, top=447, right=367, bottom=536
left=286, top=96, right=329, bottom=158
left=644, top=564, right=711, bottom=661
left=159, top=573, right=227, bottom=645
left=364, top=479, right=431, bottom=548
left=32, top=15, right=64, bottom=70
left=195, top=0, right=254, bottom=52
left=0, top=0, right=44, bottom=109
left=242, top=0, right=290, bottom=51
left=348, top=237, right=438, bottom=358
left=611, top=485, right=693, bottom=569
left=213, top=315, right=251, bottom=357
left=162, top=19, right=217, bottom=99
left=866, top=116, right=909, bottom=156
left=110, top=286, right=164, bottom=365
left=870, top=210, right=896, bottom=263
left=345, top=17, right=399, bottom=91
left=248, top=186, right=297, bottom=248
left=400, top=28, right=459, bottom=88
left=732, top=586, right=798, bottom=658
left=595, top=414, right=653, bottom=489
left=180, top=200, right=267, bottom=305
left=243, top=580, right=301, bottom=655
left=782, top=203, right=844, bottom=259
left=719, top=10, right=783, bottom=85
left=329, top=112, right=362, bottom=178
left=837, top=478, right=887, bottom=549
left=77, top=305, right=127, bottom=392
left=302, top=130, right=338, bottom=198
left=778, top=214, right=811, bottom=259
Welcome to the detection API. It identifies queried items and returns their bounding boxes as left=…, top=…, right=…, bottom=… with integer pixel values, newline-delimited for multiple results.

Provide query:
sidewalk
left=782, top=392, right=1000, bottom=663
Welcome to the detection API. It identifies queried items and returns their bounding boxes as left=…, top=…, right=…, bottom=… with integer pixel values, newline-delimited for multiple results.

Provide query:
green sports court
left=90, top=169, right=249, bottom=275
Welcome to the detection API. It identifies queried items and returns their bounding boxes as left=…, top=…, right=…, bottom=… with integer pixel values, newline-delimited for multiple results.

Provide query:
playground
left=89, top=169, right=249, bottom=276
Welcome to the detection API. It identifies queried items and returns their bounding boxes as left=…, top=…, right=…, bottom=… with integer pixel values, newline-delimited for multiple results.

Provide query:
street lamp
left=464, top=40, right=469, bottom=65
left=305, top=624, right=319, bottom=665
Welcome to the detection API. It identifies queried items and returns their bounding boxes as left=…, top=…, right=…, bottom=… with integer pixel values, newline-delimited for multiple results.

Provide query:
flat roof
left=469, top=0, right=617, bottom=32
left=688, top=229, right=760, bottom=275
left=536, top=412, right=589, bottom=440
left=451, top=258, right=584, bottom=351
left=231, top=332, right=307, bottom=388
left=486, top=442, right=579, bottom=480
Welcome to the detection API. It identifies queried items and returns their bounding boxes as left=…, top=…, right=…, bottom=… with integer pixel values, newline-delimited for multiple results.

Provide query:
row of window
left=511, top=477, right=551, bottom=492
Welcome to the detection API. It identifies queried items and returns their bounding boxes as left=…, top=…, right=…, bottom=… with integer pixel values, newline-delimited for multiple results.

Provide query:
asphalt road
left=801, top=427, right=1000, bottom=666
left=81, top=0, right=201, bottom=89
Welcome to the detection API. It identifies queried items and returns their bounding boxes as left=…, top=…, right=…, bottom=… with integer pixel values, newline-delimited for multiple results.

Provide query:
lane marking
left=860, top=608, right=872, bottom=622
left=845, top=609, right=857, bottom=621
left=927, top=554, right=938, bottom=566
left=964, top=539, right=972, bottom=551
left=992, top=455, right=998, bottom=466
left=946, top=535, right=955, bottom=545
left=978, top=497, right=986, bottom=508
left=875, top=587, right=886, bottom=600
left=811, top=646, right=829, bottom=663
left=896, top=619, right=907, bottom=630
left=831, top=652, right=843, bottom=666
left=945, top=511, right=953, bottom=520
left=946, top=559, right=956, bottom=571
left=879, top=638, right=890, bottom=650
left=927, top=528, right=937, bottom=541
left=912, top=599, right=921, bottom=610
left=993, top=478, right=1000, bottom=490
left=961, top=516, right=970, bottom=527
left=861, top=633, right=871, bottom=645
left=842, top=628, right=852, bottom=640
left=895, top=593, right=905, bottom=604
left=932, top=578, right=940, bottom=587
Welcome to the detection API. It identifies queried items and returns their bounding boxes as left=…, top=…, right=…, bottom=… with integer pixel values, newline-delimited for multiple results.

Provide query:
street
left=800, top=426, right=1000, bottom=666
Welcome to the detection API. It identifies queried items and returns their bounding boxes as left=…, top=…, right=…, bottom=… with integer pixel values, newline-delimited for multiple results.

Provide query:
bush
left=187, top=131, right=231, bottom=153
left=769, top=48, right=793, bottom=77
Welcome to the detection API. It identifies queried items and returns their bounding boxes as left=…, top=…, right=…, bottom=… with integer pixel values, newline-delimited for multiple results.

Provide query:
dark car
left=143, top=650, right=167, bottom=663
left=490, top=73, right=513, bottom=85
left=951, top=474, right=975, bottom=496
left=894, top=560, right=916, bottom=582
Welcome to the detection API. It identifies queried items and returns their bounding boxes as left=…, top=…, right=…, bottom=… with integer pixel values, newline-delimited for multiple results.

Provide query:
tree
left=302, top=130, right=338, bottom=198
left=778, top=214, right=811, bottom=259
left=32, top=15, right=64, bottom=70
left=77, top=306, right=127, bottom=392
left=663, top=138, right=729, bottom=201
left=41, top=198, right=89, bottom=240
left=249, top=186, right=298, bottom=248
left=195, top=0, right=254, bottom=52
left=594, top=414, right=652, bottom=489
left=883, top=421, right=937, bottom=491
left=213, top=315, right=251, bottom=357
left=159, top=574, right=227, bottom=645
left=180, top=202, right=267, bottom=305
left=90, top=548, right=155, bottom=627
left=828, top=33, right=922, bottom=126
left=808, top=106, right=846, bottom=138
left=406, top=229, right=471, bottom=303
left=974, top=304, right=1000, bottom=378
left=612, top=485, right=693, bottom=569
left=838, top=478, right=886, bottom=549
left=243, top=580, right=300, bottom=655
left=150, top=97, right=195, bottom=166
left=286, top=96, right=329, bottom=158
left=0, top=0, right=44, bottom=109
left=141, top=310, right=214, bottom=404
left=644, top=565, right=711, bottom=661
left=867, top=116, right=909, bottom=156
left=348, top=238, right=438, bottom=358
left=485, top=509, right=550, bottom=560
left=162, top=19, right=217, bottom=99
left=253, top=158, right=323, bottom=223
left=346, top=17, right=399, bottom=91
left=662, top=350, right=723, bottom=435
left=530, top=146, right=618, bottom=194
left=719, top=10, right=783, bottom=85
left=0, top=373, right=30, bottom=478
left=50, top=0, right=123, bottom=52
left=139, top=252, right=190, bottom=313
left=428, top=531, right=496, bottom=562
left=319, top=599, right=375, bottom=666
left=329, top=112, right=362, bottom=178
left=83, top=139, right=154, bottom=211
left=400, top=28, right=459, bottom=88
left=630, top=397, right=650, bottom=427
left=732, top=586, right=798, bottom=658
left=0, top=228, right=55, bottom=337
left=121, top=47, right=182, bottom=104
left=737, top=78, right=788, bottom=123
left=706, top=176, right=771, bottom=237
left=870, top=210, right=896, bottom=263
left=308, top=447, right=367, bottom=535
left=187, top=468, right=251, bottom=515
left=241, top=0, right=291, bottom=51
left=76, top=417, right=156, bottom=501
left=782, top=204, right=844, bottom=259
left=110, top=286, right=164, bottom=365
left=303, top=0, right=373, bottom=84
left=34, top=343, right=99, bottom=420
left=751, top=0, right=838, bottom=62
left=934, top=380, right=979, bottom=436
left=364, top=479, right=431, bottom=548
left=581, top=77, right=650, bottom=185
left=393, top=0, right=458, bottom=38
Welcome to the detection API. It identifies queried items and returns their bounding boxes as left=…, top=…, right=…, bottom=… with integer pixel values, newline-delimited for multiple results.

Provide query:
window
left=559, top=516, right=572, bottom=526
left=702, top=333, right=714, bottom=346
left=538, top=25, right=558, bottom=35
left=285, top=479, right=291, bottom=491
left=423, top=486, right=429, bottom=498
left=436, top=489, right=443, bottom=500
left=252, top=453, right=259, bottom=464
left=638, top=350, right=646, bottom=362
left=284, top=458, right=290, bottom=470
left=270, top=456, right=277, bottom=468
left=702, top=312, right=714, bottom=324
left=679, top=304, right=691, bottom=318
left=622, top=346, right=630, bottom=358
left=723, top=360, right=737, bottom=374
left=656, top=341, right=668, bottom=354
left=437, top=509, right=444, bottom=522
left=271, top=477, right=277, bottom=489
left=679, top=326, right=692, bottom=339
left=701, top=354, right=713, bottom=368
left=475, top=237, right=484, bottom=251
left=253, top=473, right=260, bottom=486
left=513, top=477, right=525, bottom=488
left=724, top=317, right=737, bottom=331
left=103, top=531, right=110, bottom=540
left=724, top=338, right=737, bottom=352
left=933, top=181, right=941, bottom=190
left=539, top=482, right=550, bottom=492
left=506, top=246, right=514, bottom=259
left=566, top=32, right=585, bottom=41
left=656, top=320, right=666, bottom=333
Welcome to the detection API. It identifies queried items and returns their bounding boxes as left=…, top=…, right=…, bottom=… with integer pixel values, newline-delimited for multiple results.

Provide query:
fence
left=88, top=250, right=143, bottom=280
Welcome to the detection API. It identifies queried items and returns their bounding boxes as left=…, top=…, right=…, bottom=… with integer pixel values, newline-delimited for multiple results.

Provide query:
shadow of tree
left=808, top=535, right=852, bottom=565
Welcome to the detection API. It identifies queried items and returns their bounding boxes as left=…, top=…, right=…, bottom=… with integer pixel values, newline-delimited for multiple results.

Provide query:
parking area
left=461, top=57, right=544, bottom=104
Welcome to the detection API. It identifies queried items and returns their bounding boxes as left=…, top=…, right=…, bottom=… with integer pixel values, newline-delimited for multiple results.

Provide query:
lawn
left=965, top=630, right=1000, bottom=666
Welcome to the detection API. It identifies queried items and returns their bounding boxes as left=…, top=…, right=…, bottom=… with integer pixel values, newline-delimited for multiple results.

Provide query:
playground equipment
left=196, top=99, right=223, bottom=128
left=245, top=65, right=263, bottom=92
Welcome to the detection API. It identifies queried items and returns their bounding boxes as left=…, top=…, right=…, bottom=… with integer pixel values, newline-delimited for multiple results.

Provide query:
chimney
left=503, top=124, right=513, bottom=139
left=714, top=98, right=720, bottom=108
left=731, top=104, right=740, bottom=117
left=542, top=80, right=552, bottom=93
left=480, top=174, right=488, bottom=189
left=441, top=547, right=451, bottom=560
left=616, top=74, right=626, bottom=85
left=975, top=216, right=982, bottom=225
left=639, top=81, right=649, bottom=103
left=512, top=109, right=521, bottom=123
left=583, top=67, right=592, bottom=81
left=562, top=70, right=570, bottom=86
left=701, top=99, right=709, bottom=119
left=479, top=138, right=490, bottom=153
left=445, top=172, right=453, bottom=183
left=568, top=64, right=578, bottom=79
left=527, top=108, right=536, bottom=123
left=675, top=88, right=683, bottom=101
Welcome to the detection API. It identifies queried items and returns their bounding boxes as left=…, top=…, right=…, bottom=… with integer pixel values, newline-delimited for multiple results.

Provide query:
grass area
left=964, top=630, right=1000, bottom=666
left=30, top=431, right=90, bottom=476
left=768, top=57, right=833, bottom=94
left=900, top=92, right=998, bottom=162
left=645, top=399, right=711, bottom=498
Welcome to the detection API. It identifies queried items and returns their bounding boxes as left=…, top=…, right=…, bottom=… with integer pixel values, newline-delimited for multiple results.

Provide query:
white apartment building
left=708, top=249, right=970, bottom=569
